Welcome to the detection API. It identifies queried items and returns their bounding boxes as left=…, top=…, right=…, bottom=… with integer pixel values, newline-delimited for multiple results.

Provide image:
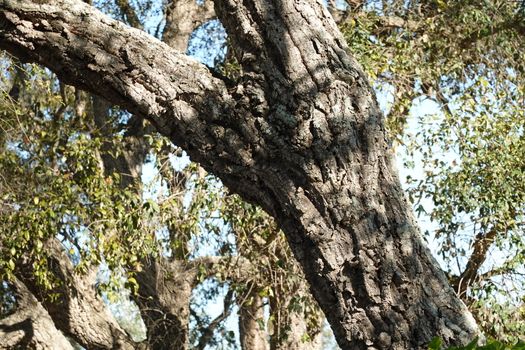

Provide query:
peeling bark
left=0, top=0, right=481, bottom=348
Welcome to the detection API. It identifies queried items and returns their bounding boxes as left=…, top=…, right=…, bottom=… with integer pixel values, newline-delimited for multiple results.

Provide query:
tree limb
left=453, top=228, right=498, bottom=299
left=195, top=288, right=234, bottom=350
left=15, top=238, right=140, bottom=350
left=163, top=0, right=216, bottom=51
left=0, top=0, right=236, bottom=173
left=0, top=278, right=74, bottom=350
left=114, top=0, right=142, bottom=29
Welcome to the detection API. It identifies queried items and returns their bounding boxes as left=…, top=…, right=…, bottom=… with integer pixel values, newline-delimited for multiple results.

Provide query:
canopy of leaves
left=0, top=59, right=157, bottom=289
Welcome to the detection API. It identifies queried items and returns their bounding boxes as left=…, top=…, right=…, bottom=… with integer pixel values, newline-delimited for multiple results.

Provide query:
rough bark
left=0, top=0, right=481, bottom=348
left=0, top=278, right=73, bottom=350
left=134, top=257, right=193, bottom=350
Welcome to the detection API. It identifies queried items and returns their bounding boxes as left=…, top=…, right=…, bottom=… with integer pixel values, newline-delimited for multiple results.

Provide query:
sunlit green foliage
left=0, top=58, right=156, bottom=292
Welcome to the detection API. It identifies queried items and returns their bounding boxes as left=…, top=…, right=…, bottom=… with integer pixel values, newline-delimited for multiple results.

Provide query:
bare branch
left=114, top=0, right=142, bottom=29
left=453, top=228, right=498, bottom=299
left=195, top=288, right=234, bottom=350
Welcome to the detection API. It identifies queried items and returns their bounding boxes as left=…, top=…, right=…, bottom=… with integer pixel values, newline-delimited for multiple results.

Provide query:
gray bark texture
left=135, top=258, right=193, bottom=350
left=163, top=0, right=216, bottom=52
left=0, top=0, right=481, bottom=348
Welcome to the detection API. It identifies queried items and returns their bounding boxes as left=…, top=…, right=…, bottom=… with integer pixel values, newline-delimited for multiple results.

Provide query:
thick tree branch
left=15, top=238, right=139, bottom=350
left=239, top=291, right=269, bottom=350
left=0, top=0, right=236, bottom=177
left=0, top=278, right=74, bottom=350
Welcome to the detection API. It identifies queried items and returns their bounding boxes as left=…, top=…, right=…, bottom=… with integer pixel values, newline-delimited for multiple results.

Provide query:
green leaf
left=428, top=337, right=443, bottom=350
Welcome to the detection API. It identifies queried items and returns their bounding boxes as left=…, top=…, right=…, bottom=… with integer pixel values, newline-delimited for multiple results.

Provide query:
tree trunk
left=134, top=256, right=252, bottom=350
left=0, top=0, right=480, bottom=348
left=134, top=258, right=193, bottom=350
